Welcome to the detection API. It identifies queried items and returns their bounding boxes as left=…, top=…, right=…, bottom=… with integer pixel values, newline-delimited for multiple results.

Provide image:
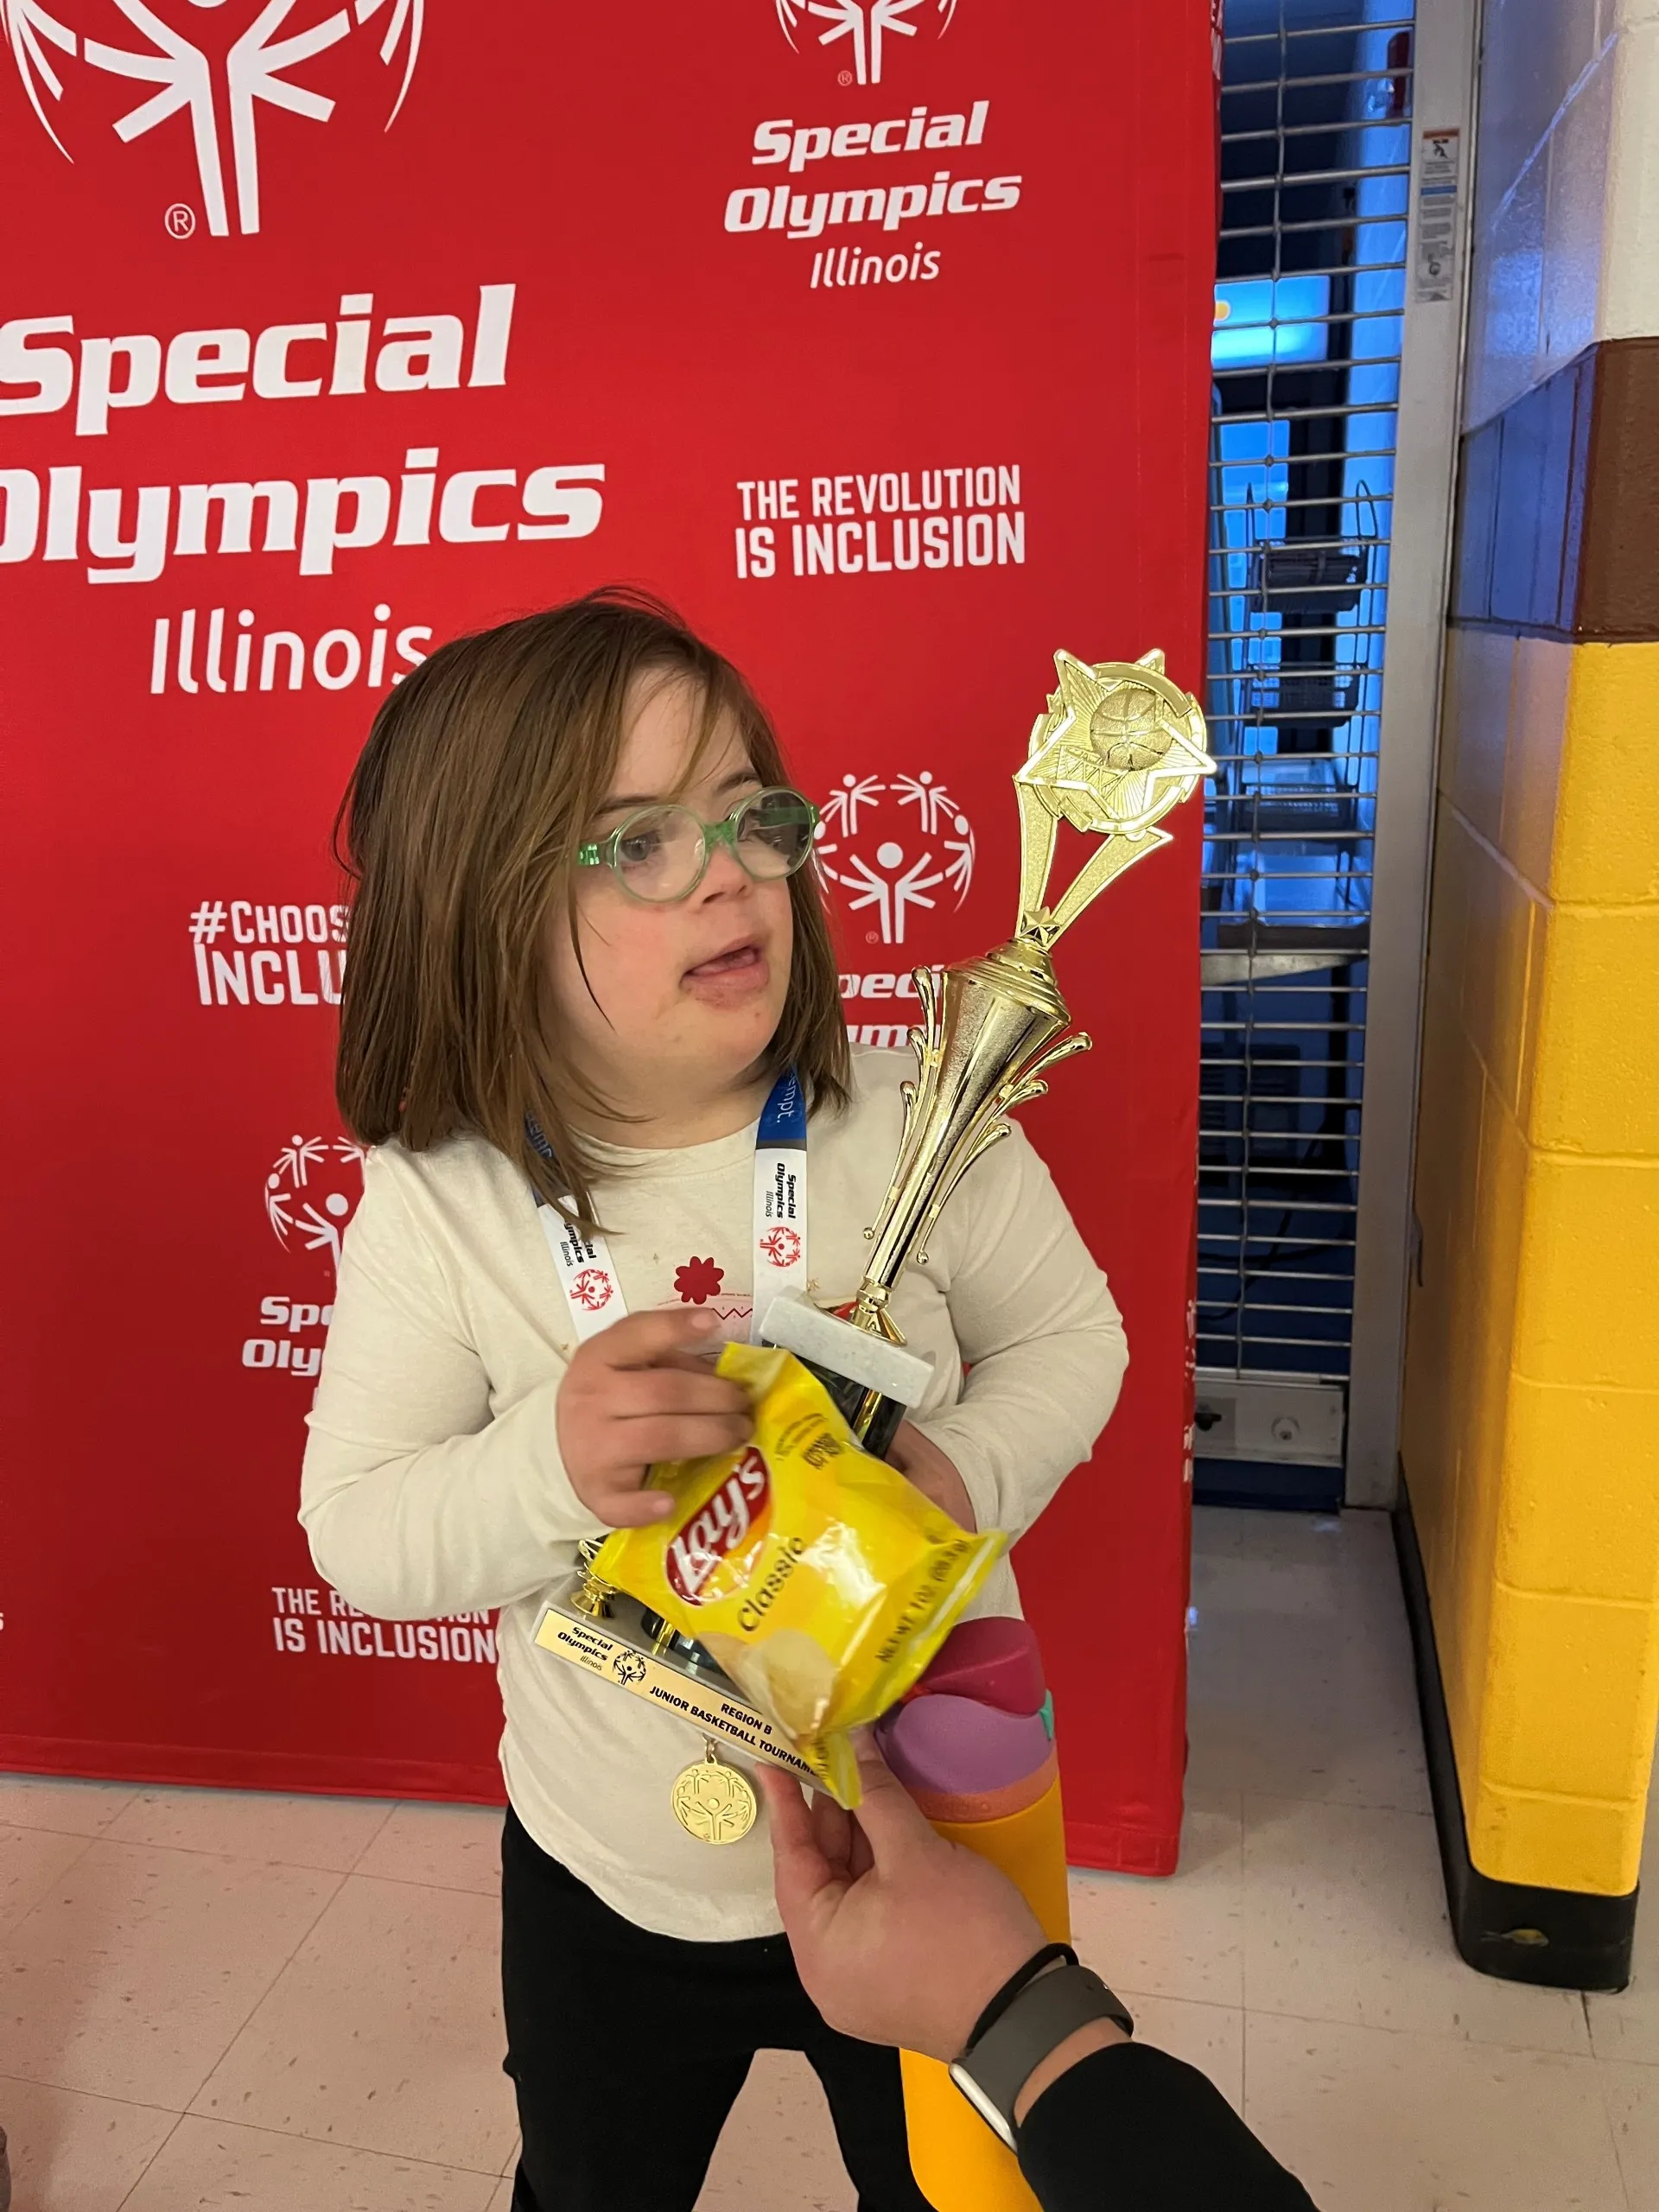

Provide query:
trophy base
left=759, top=1291, right=930, bottom=1458
left=532, top=1573, right=814, bottom=1780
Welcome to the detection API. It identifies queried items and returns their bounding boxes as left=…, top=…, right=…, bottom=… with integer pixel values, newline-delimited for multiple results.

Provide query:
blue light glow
left=1212, top=276, right=1332, bottom=367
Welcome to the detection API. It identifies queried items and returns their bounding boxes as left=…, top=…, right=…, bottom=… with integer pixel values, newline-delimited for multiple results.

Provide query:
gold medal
left=670, top=1739, right=759, bottom=1845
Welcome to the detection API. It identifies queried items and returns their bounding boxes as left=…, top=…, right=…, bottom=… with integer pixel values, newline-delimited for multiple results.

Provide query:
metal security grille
left=1198, top=0, right=1414, bottom=1500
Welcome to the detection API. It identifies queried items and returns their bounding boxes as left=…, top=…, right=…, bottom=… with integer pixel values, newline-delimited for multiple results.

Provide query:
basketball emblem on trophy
left=1012, top=650, right=1216, bottom=951
left=1023, top=651, right=1212, bottom=842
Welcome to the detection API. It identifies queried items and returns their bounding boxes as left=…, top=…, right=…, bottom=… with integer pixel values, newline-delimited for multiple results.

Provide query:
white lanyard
left=528, top=1068, right=809, bottom=1344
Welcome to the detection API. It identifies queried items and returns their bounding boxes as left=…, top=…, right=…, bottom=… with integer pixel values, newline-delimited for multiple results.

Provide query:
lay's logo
left=666, top=1448, right=772, bottom=1605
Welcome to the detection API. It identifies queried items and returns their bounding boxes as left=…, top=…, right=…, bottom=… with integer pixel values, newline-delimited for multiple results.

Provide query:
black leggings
left=501, top=1807, right=933, bottom=2212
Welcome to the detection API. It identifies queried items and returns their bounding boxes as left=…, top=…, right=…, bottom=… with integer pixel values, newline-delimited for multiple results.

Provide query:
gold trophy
left=835, top=646, right=1213, bottom=1359
left=532, top=649, right=1213, bottom=1793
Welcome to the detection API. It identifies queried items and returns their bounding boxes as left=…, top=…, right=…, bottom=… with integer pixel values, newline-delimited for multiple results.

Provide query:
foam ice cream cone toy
left=877, top=1621, right=1069, bottom=2212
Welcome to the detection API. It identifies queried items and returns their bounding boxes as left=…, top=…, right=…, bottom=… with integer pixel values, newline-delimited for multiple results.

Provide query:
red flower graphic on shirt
left=759, top=1225, right=803, bottom=1269
left=674, top=1255, right=726, bottom=1305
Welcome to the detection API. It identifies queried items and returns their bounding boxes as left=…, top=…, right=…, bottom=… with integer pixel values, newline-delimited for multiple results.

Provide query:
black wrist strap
left=951, top=1957, right=1135, bottom=2151
left=964, top=1943, right=1077, bottom=2053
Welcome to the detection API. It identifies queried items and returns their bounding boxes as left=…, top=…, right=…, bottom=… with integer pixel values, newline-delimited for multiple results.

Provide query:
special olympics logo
left=264, top=1135, right=365, bottom=1270
left=2, top=0, right=423, bottom=236
left=570, top=1266, right=614, bottom=1314
left=775, top=0, right=957, bottom=86
left=759, top=1224, right=802, bottom=1269
left=815, top=770, right=975, bottom=946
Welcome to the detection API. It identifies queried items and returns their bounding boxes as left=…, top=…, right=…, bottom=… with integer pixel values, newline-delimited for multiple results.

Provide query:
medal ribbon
left=528, top=1067, right=807, bottom=1345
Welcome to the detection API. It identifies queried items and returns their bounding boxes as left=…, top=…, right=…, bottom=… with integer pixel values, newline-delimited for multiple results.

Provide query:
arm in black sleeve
left=1017, top=2043, right=1319, bottom=2212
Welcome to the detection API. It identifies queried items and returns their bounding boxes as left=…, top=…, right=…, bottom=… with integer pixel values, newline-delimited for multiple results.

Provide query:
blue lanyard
left=530, top=1068, right=808, bottom=1344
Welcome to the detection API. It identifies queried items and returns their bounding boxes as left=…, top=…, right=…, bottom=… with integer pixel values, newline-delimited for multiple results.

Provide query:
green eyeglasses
left=576, top=785, right=821, bottom=905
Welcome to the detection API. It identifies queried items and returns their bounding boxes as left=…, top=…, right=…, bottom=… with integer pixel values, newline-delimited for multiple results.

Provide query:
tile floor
left=3, top=1505, right=1655, bottom=2209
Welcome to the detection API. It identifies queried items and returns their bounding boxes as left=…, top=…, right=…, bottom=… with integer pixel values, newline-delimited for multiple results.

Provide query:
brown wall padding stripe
left=1451, top=336, right=1659, bottom=645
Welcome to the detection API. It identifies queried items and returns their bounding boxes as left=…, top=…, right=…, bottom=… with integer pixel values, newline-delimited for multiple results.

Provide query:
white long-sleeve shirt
left=301, top=1046, right=1127, bottom=1939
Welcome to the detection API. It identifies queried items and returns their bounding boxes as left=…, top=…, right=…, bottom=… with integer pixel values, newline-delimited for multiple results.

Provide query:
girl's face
left=545, top=673, right=796, bottom=1126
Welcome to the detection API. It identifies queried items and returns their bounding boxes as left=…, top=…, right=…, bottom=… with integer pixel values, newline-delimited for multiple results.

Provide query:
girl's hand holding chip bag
left=593, top=1344, right=1005, bottom=1808
left=555, top=1307, right=753, bottom=1529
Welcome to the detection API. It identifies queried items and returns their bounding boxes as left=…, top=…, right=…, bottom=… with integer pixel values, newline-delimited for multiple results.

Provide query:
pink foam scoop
left=904, top=1617, right=1046, bottom=1717
left=875, top=1691, right=1052, bottom=1796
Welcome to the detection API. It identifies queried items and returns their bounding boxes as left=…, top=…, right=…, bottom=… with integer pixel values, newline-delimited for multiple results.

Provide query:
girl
left=302, top=588, right=1127, bottom=2212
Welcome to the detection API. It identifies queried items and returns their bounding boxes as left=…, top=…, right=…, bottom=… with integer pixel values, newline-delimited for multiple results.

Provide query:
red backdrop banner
left=0, top=0, right=1215, bottom=1876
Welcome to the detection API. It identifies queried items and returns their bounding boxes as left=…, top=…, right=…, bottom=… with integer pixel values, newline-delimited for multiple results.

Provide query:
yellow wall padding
left=1402, top=637, right=1659, bottom=1897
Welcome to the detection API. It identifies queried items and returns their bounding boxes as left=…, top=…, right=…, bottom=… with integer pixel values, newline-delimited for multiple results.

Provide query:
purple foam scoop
left=876, top=1691, right=1052, bottom=1796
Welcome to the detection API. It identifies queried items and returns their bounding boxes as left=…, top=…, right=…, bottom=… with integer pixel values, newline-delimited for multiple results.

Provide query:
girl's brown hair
left=334, top=587, right=849, bottom=1224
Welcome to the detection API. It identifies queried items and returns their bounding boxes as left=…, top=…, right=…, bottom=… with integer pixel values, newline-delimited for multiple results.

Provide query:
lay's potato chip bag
left=594, top=1342, right=1004, bottom=1806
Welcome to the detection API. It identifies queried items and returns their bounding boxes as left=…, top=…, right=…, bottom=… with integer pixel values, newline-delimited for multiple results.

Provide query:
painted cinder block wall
left=1401, top=0, right=1659, bottom=1918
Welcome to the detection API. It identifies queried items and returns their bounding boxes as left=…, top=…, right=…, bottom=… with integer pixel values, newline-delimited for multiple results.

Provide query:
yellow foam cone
left=901, top=1775, right=1071, bottom=2212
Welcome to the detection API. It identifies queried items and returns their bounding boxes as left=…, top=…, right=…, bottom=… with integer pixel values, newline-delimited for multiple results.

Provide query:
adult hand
left=758, top=1739, right=1042, bottom=2060
left=888, top=1421, right=977, bottom=1532
left=556, top=1309, right=752, bottom=1528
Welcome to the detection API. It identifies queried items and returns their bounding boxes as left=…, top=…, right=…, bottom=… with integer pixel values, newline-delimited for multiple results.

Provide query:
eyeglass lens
left=611, top=789, right=814, bottom=901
